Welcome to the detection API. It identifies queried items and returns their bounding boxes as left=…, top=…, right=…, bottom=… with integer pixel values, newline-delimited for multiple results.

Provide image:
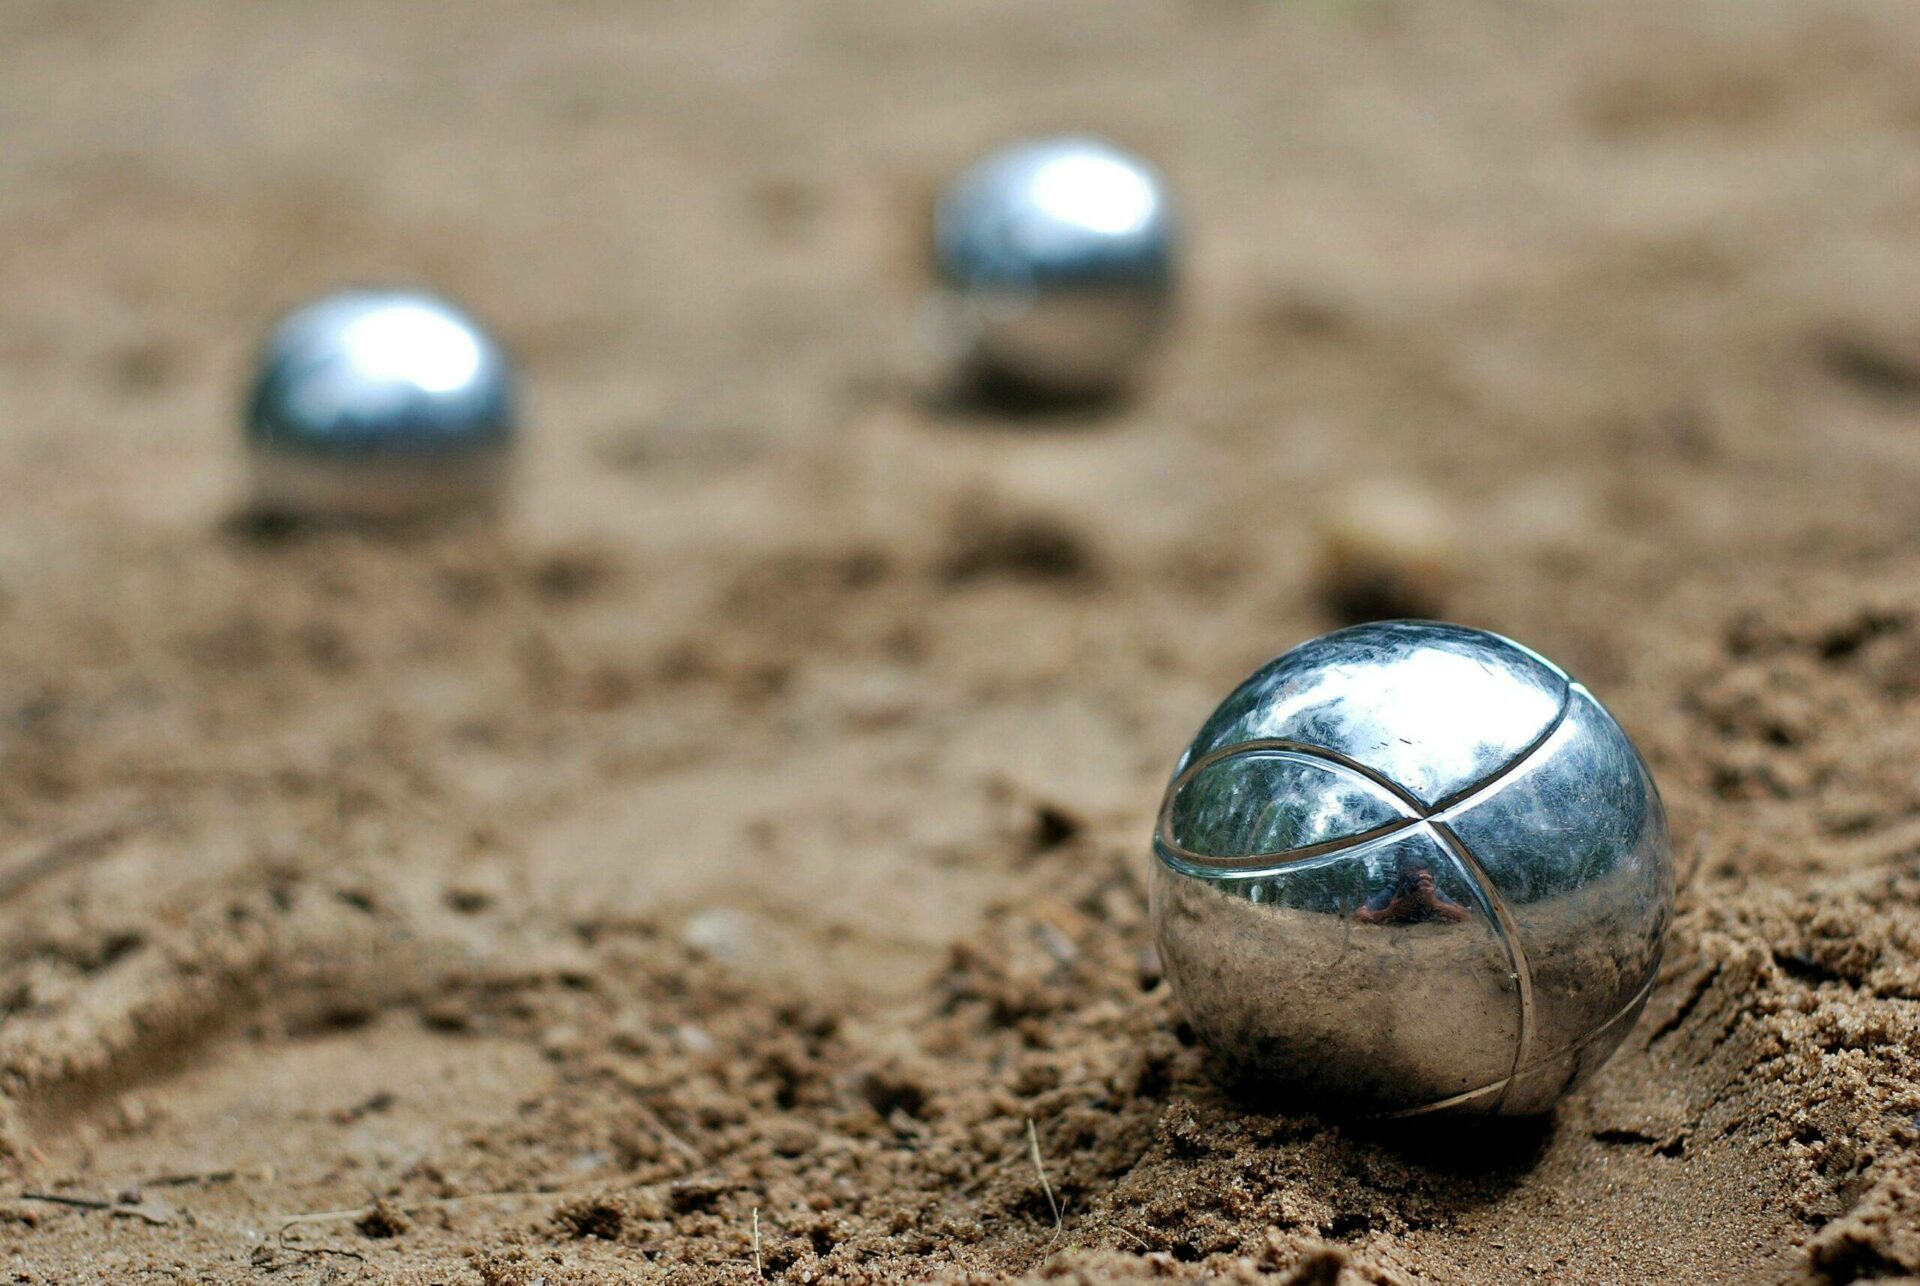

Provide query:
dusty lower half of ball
left=1150, top=620, right=1675, bottom=1117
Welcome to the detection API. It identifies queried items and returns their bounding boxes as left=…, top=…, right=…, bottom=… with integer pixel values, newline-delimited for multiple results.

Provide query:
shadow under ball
left=932, top=136, right=1176, bottom=397
left=1150, top=621, right=1674, bottom=1117
left=245, top=289, right=516, bottom=522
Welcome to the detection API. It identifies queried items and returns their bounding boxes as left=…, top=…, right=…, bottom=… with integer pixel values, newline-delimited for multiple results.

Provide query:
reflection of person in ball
left=1354, top=851, right=1469, bottom=925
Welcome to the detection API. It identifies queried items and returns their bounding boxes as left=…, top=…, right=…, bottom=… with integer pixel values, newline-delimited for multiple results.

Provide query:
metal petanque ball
left=245, top=289, right=516, bottom=521
left=930, top=136, right=1175, bottom=396
left=1150, top=621, right=1674, bottom=1117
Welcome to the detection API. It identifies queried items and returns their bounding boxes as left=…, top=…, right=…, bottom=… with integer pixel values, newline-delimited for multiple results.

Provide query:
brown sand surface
left=4, top=1, right=1920, bottom=1281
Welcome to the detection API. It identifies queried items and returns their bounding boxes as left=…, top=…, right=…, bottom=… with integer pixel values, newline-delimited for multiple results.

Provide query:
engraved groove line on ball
left=1428, top=821, right=1535, bottom=1114
left=1155, top=685, right=1574, bottom=873
left=1154, top=683, right=1580, bottom=1115
left=1154, top=737, right=1423, bottom=871
left=1372, top=966, right=1660, bottom=1120
left=1421, top=691, right=1579, bottom=1112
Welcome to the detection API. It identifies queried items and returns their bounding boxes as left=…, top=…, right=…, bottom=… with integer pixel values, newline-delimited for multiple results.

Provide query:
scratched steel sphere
left=931, top=136, right=1175, bottom=396
left=1150, top=621, right=1674, bottom=1117
left=244, top=289, right=516, bottom=520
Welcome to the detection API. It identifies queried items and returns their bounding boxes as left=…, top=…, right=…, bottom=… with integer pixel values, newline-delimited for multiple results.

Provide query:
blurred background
left=3, top=1, right=1919, bottom=1280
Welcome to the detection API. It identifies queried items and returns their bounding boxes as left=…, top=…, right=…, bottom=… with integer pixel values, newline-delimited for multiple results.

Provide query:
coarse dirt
left=3, top=1, right=1920, bottom=1281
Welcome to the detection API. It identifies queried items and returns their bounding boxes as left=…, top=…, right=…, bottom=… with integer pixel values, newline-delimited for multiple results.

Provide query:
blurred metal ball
left=1150, top=621, right=1674, bottom=1117
left=245, top=289, right=516, bottom=521
left=931, top=136, right=1176, bottom=396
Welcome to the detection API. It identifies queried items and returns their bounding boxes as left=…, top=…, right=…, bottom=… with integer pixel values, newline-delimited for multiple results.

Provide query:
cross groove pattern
left=1153, top=688, right=1581, bottom=1114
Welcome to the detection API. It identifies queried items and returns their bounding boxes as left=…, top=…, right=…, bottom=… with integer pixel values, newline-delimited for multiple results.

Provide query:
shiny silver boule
left=245, top=289, right=516, bottom=521
left=931, top=136, right=1175, bottom=396
left=1151, top=621, right=1674, bottom=1117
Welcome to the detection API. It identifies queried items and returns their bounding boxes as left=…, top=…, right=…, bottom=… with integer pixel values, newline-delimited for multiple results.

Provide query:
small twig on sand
left=21, top=1192, right=114, bottom=1212
left=1026, top=1119, right=1063, bottom=1246
left=0, top=815, right=147, bottom=902
left=654, top=1114, right=703, bottom=1162
left=752, top=1206, right=763, bottom=1278
left=19, top=1192, right=173, bottom=1226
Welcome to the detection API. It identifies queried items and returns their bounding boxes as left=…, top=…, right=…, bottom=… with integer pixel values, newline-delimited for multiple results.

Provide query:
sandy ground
left=3, top=0, right=1920, bottom=1281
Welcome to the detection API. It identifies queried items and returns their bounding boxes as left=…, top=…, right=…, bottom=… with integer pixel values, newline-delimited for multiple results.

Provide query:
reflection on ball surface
left=933, top=136, right=1175, bottom=396
left=1150, top=621, right=1674, bottom=1117
left=245, top=289, right=516, bottom=520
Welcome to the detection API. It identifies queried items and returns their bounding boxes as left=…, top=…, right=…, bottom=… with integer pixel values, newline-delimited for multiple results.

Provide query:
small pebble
left=1312, top=480, right=1461, bottom=622
left=681, top=907, right=754, bottom=961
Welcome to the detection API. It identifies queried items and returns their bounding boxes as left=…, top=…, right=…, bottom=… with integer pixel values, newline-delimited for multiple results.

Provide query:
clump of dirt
left=941, top=507, right=1103, bottom=587
left=356, top=1197, right=412, bottom=1240
left=1310, top=482, right=1460, bottom=625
